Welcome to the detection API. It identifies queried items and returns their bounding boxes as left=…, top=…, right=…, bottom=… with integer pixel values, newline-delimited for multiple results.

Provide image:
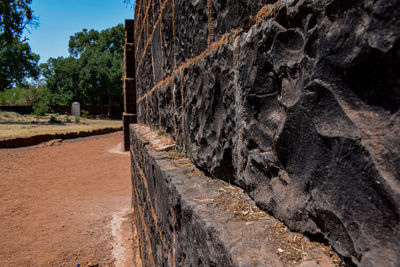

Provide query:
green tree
left=69, top=25, right=124, bottom=114
left=0, top=40, right=39, bottom=90
left=0, top=79, right=49, bottom=106
left=0, top=0, right=37, bottom=48
left=40, top=57, right=76, bottom=105
left=43, top=24, right=124, bottom=114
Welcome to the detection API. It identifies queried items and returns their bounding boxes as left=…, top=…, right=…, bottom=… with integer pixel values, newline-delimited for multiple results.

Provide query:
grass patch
left=167, top=147, right=186, bottom=160
left=49, top=114, right=62, bottom=124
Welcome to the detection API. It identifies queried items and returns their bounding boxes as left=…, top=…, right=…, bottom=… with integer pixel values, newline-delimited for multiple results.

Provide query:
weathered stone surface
left=130, top=124, right=340, bottom=267
left=137, top=99, right=146, bottom=125
left=146, top=88, right=159, bottom=129
left=158, top=83, right=175, bottom=135
left=139, top=45, right=154, bottom=99
left=210, top=0, right=275, bottom=40
left=133, top=0, right=400, bottom=265
left=161, top=0, right=174, bottom=79
left=183, top=46, right=236, bottom=182
left=151, top=22, right=163, bottom=84
left=174, top=0, right=209, bottom=66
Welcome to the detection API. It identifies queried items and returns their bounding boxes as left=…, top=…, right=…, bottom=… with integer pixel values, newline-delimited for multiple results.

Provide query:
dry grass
left=211, top=184, right=343, bottom=266
left=0, top=111, right=121, bottom=140
left=212, top=185, right=269, bottom=222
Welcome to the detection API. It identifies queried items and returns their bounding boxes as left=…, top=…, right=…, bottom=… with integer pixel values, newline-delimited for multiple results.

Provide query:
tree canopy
left=0, top=40, right=39, bottom=89
left=42, top=24, right=124, bottom=113
left=0, top=0, right=39, bottom=91
left=0, top=0, right=36, bottom=48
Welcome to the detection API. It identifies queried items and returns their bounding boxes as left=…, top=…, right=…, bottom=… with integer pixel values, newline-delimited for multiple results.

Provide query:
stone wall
left=130, top=0, right=400, bottom=265
left=123, top=20, right=137, bottom=151
left=130, top=124, right=342, bottom=266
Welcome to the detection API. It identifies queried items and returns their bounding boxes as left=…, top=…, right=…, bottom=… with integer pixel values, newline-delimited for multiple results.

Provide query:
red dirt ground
left=0, top=132, right=141, bottom=266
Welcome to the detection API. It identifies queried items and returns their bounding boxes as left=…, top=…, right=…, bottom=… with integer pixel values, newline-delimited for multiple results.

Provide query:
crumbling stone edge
left=130, top=123, right=343, bottom=267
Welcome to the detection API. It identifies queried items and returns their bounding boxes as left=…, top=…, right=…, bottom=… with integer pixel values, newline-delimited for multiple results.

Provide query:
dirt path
left=0, top=132, right=141, bottom=266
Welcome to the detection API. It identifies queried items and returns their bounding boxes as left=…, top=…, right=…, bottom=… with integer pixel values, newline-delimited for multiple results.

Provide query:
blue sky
left=25, top=0, right=135, bottom=63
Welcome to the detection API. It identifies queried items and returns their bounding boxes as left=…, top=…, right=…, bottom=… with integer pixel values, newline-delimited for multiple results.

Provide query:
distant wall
left=0, top=105, right=123, bottom=118
left=131, top=0, right=400, bottom=265
left=0, top=106, right=33, bottom=114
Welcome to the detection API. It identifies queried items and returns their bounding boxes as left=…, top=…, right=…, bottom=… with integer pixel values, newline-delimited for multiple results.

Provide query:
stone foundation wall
left=131, top=0, right=400, bottom=265
left=130, top=124, right=342, bottom=266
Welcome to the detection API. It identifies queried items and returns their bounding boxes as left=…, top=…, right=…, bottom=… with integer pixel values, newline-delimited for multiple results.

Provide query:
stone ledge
left=129, top=124, right=342, bottom=266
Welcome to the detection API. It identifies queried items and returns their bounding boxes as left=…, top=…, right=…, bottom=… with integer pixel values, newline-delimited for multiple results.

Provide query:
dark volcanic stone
left=210, top=0, right=275, bottom=41
left=129, top=124, right=339, bottom=267
left=158, top=83, right=175, bottom=135
left=174, top=0, right=209, bottom=66
left=161, top=0, right=174, bottom=79
left=151, top=22, right=163, bottom=84
left=183, top=45, right=236, bottom=182
left=137, top=100, right=146, bottom=124
left=234, top=1, right=400, bottom=264
left=134, top=0, right=400, bottom=265
left=138, top=45, right=154, bottom=99
left=146, top=89, right=159, bottom=129
left=172, top=71, right=185, bottom=146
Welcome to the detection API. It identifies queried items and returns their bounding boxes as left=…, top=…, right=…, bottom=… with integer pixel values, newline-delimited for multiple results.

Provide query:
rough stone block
left=137, top=100, right=146, bottom=124
left=209, top=0, right=274, bottom=41
left=146, top=89, right=159, bottom=129
left=158, top=83, right=175, bottom=135
left=134, top=0, right=400, bottom=265
left=161, top=0, right=174, bottom=79
left=130, top=124, right=341, bottom=267
left=151, top=22, right=163, bottom=84
left=183, top=45, right=236, bottom=182
left=174, top=0, right=209, bottom=66
left=138, top=45, right=154, bottom=98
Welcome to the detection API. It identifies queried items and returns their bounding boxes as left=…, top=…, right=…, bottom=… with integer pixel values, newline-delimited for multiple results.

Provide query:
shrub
left=64, top=115, right=72, bottom=123
left=81, top=109, right=89, bottom=118
left=49, top=114, right=61, bottom=123
left=33, top=100, right=49, bottom=119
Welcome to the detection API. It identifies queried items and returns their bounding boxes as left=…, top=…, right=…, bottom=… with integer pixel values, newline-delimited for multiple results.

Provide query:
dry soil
left=0, top=132, right=141, bottom=266
left=0, top=111, right=122, bottom=140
